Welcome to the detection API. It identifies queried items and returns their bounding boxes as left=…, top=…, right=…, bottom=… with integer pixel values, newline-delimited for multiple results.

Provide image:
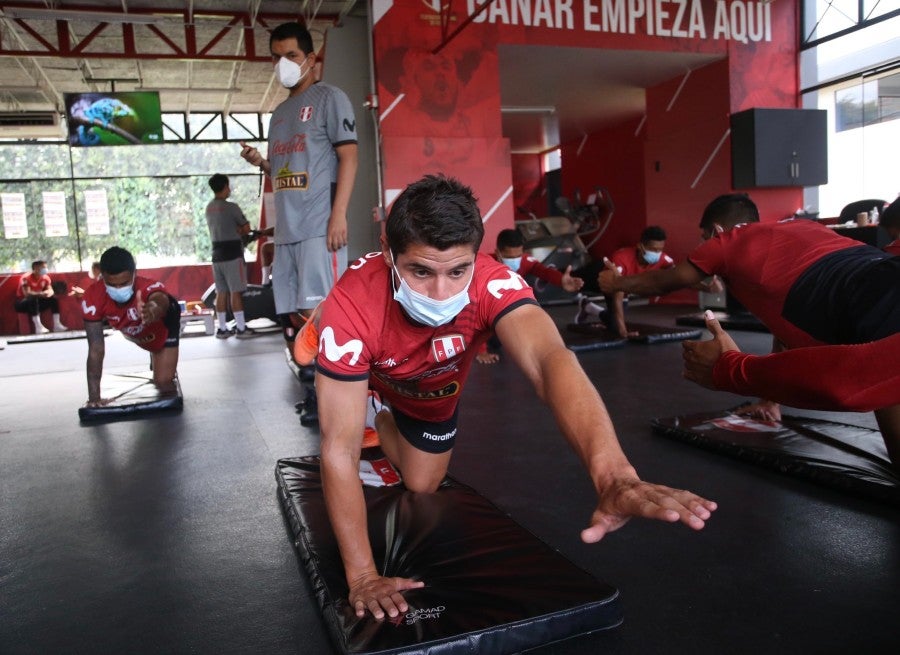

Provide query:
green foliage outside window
left=0, top=141, right=266, bottom=272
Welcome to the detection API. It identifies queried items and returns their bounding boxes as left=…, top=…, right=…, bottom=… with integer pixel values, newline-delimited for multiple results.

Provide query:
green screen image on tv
left=64, top=91, right=164, bottom=147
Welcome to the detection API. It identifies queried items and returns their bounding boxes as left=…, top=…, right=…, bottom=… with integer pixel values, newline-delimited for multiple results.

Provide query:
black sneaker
left=300, top=387, right=318, bottom=427
left=215, top=328, right=233, bottom=339
left=234, top=327, right=259, bottom=339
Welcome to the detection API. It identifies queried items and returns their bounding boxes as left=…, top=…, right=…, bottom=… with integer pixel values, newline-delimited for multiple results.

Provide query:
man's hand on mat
left=476, top=352, right=500, bottom=364
left=85, top=398, right=112, bottom=408
left=681, top=310, right=741, bottom=389
left=581, top=477, right=717, bottom=542
left=349, top=571, right=425, bottom=620
left=736, top=399, right=781, bottom=423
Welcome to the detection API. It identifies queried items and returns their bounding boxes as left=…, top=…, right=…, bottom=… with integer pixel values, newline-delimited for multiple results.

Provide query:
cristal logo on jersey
left=298, top=106, right=313, bottom=122
left=432, top=334, right=465, bottom=362
left=275, top=164, right=309, bottom=191
left=82, top=300, right=97, bottom=316
left=127, top=307, right=140, bottom=321
left=320, top=326, right=363, bottom=366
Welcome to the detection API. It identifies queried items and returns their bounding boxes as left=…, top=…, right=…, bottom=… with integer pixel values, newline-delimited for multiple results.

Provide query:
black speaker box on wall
left=730, top=108, right=828, bottom=188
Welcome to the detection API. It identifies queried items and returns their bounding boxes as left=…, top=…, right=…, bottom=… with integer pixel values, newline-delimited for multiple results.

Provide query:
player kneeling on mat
left=314, top=175, right=717, bottom=621
left=82, top=246, right=181, bottom=407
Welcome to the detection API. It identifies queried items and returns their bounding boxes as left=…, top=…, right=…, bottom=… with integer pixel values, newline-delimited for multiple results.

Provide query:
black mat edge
left=275, top=456, right=623, bottom=655
left=651, top=413, right=900, bottom=507
left=78, top=376, right=183, bottom=422
left=625, top=324, right=703, bottom=344
left=674, top=311, right=769, bottom=333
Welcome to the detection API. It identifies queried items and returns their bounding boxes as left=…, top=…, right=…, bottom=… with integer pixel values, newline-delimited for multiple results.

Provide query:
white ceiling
left=0, top=1, right=723, bottom=153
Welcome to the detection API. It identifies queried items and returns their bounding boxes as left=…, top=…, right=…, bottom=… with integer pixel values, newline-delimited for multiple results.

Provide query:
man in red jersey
left=14, top=259, right=67, bottom=333
left=475, top=228, right=585, bottom=363
left=600, top=193, right=900, bottom=469
left=314, top=175, right=717, bottom=621
left=81, top=246, right=181, bottom=407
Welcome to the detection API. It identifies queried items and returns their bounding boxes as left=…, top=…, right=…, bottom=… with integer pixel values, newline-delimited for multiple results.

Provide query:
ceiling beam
left=0, top=5, right=338, bottom=61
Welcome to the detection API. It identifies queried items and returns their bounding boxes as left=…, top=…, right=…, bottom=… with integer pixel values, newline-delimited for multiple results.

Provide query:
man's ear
left=380, top=235, right=392, bottom=267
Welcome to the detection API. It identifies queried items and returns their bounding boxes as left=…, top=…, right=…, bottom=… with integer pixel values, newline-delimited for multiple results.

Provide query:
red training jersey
left=688, top=220, right=859, bottom=348
left=17, top=272, right=51, bottom=299
left=608, top=246, right=675, bottom=276
left=516, top=255, right=564, bottom=286
left=885, top=240, right=900, bottom=256
left=80, top=275, right=171, bottom=352
left=317, top=252, right=537, bottom=421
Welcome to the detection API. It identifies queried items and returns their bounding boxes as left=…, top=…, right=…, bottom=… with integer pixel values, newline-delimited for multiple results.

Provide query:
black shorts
left=162, top=295, right=181, bottom=348
left=393, top=405, right=460, bottom=454
left=783, top=246, right=900, bottom=344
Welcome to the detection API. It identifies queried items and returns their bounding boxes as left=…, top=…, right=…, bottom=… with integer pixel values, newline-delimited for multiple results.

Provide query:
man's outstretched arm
left=497, top=304, right=717, bottom=541
left=684, top=312, right=900, bottom=413
left=599, top=259, right=706, bottom=297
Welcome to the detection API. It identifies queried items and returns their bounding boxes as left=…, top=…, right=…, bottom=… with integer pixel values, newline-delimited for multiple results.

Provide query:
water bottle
left=870, top=205, right=879, bottom=225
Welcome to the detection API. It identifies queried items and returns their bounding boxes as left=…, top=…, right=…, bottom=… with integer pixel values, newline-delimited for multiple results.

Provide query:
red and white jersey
left=317, top=252, right=537, bottom=421
left=688, top=220, right=859, bottom=348
left=81, top=275, right=170, bottom=352
left=885, top=240, right=900, bottom=257
left=608, top=246, right=675, bottom=276
left=17, top=272, right=51, bottom=299
left=517, top=255, right=564, bottom=286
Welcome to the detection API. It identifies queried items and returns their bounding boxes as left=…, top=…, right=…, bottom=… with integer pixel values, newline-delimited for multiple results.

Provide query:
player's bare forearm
left=86, top=346, right=104, bottom=400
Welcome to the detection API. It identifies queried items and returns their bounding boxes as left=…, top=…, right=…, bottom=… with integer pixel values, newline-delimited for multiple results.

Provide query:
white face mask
left=641, top=250, right=661, bottom=265
left=500, top=256, right=521, bottom=272
left=276, top=56, right=307, bottom=89
left=390, top=253, right=473, bottom=327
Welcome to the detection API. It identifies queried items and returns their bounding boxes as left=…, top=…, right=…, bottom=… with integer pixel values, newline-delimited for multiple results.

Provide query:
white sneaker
left=365, top=390, right=385, bottom=430
left=53, top=324, right=68, bottom=332
left=34, top=322, right=49, bottom=334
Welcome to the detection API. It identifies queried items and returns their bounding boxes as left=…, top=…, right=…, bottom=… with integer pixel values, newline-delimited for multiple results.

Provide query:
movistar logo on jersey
left=320, top=326, right=363, bottom=366
left=275, top=165, right=309, bottom=191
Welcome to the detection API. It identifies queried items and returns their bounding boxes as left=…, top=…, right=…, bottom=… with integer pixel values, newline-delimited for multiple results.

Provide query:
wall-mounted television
left=64, top=91, right=163, bottom=147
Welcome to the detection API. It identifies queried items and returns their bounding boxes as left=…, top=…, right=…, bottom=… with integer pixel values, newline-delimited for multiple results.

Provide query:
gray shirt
left=205, top=198, right=249, bottom=261
left=267, top=83, right=357, bottom=245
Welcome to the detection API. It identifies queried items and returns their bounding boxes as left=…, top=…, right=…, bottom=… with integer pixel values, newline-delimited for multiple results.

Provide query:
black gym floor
left=2, top=304, right=897, bottom=654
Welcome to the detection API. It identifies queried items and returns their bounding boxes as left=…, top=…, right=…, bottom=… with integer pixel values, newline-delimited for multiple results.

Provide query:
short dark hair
left=31, top=260, right=46, bottom=270
left=386, top=175, right=484, bottom=255
left=640, top=225, right=667, bottom=243
left=881, top=200, right=900, bottom=231
left=496, top=228, right=523, bottom=250
left=100, top=246, right=136, bottom=275
left=270, top=22, right=313, bottom=54
left=699, top=193, right=760, bottom=231
left=208, top=173, right=229, bottom=193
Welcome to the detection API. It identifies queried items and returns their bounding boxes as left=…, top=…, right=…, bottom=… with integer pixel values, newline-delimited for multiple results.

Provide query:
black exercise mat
left=652, top=411, right=900, bottom=506
left=625, top=323, right=702, bottom=344
left=563, top=322, right=627, bottom=352
left=276, top=456, right=623, bottom=655
left=78, top=373, right=183, bottom=421
left=675, top=311, right=769, bottom=333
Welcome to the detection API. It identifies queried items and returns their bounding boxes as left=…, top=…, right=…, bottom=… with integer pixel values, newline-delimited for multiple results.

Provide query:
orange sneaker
left=292, top=305, right=321, bottom=366
left=361, top=390, right=384, bottom=448
left=362, top=427, right=380, bottom=449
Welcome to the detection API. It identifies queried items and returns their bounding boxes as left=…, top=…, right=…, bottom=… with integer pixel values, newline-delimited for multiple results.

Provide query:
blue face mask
left=391, top=252, right=473, bottom=327
left=105, top=277, right=135, bottom=304
left=642, top=250, right=661, bottom=265
left=39, top=267, right=49, bottom=276
left=500, top=256, right=521, bottom=272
